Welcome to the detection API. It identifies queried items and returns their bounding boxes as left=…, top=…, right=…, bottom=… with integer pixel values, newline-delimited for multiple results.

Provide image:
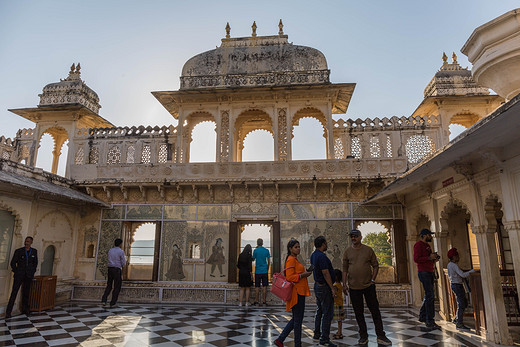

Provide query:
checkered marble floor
left=0, top=303, right=494, bottom=346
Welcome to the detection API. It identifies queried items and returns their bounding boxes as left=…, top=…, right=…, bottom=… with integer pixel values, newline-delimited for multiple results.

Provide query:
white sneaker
left=245, top=302, right=250, bottom=307
left=238, top=302, right=243, bottom=306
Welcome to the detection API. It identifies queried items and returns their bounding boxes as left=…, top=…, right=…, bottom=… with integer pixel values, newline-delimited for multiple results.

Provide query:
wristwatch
left=370, top=279, right=376, bottom=283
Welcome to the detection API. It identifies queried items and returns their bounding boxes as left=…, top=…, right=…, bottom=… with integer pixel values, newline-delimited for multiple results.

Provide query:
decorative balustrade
left=333, top=115, right=440, bottom=131
left=81, top=125, right=177, bottom=138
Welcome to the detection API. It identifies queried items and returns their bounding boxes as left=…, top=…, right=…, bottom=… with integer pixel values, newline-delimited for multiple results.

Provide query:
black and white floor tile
left=0, top=303, right=495, bottom=346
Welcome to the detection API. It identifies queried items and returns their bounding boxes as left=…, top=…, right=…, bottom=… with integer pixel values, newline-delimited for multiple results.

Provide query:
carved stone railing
left=69, top=158, right=408, bottom=182
left=80, top=125, right=177, bottom=139
left=333, top=115, right=440, bottom=131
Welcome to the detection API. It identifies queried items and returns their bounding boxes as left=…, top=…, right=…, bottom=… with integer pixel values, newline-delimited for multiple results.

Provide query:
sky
left=1, top=1, right=518, bottom=172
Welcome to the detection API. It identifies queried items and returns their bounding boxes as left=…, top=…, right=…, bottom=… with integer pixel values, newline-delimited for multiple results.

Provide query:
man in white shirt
left=101, top=239, right=126, bottom=308
left=447, top=248, right=475, bottom=330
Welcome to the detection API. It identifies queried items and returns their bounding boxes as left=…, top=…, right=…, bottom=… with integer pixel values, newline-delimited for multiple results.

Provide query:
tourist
left=5, top=236, right=38, bottom=318
left=310, top=236, right=337, bottom=346
left=101, top=238, right=126, bottom=308
left=447, top=247, right=475, bottom=330
left=342, top=229, right=392, bottom=345
left=274, top=239, right=311, bottom=347
left=413, top=228, right=441, bottom=330
left=332, top=269, right=345, bottom=340
left=237, top=244, right=253, bottom=306
left=253, top=238, right=270, bottom=306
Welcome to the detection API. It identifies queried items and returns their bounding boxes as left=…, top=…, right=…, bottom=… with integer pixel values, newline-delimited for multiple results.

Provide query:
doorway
left=124, top=222, right=160, bottom=281
left=228, top=221, right=280, bottom=283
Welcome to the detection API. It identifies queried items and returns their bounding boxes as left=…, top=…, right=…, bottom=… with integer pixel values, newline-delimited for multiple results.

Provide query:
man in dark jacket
left=5, top=236, right=38, bottom=318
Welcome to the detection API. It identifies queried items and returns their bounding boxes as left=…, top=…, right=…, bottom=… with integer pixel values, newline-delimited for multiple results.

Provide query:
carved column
left=218, top=111, right=230, bottom=162
left=433, top=229, right=450, bottom=321
left=277, top=108, right=288, bottom=161
left=473, top=224, right=513, bottom=344
left=504, top=220, right=520, bottom=307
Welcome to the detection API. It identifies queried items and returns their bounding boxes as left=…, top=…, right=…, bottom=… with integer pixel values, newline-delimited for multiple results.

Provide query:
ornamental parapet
left=69, top=158, right=408, bottom=182
left=80, top=125, right=177, bottom=139
left=333, top=115, right=440, bottom=131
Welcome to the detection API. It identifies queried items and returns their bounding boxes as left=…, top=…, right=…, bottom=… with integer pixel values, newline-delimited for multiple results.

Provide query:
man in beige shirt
left=342, top=229, right=391, bottom=346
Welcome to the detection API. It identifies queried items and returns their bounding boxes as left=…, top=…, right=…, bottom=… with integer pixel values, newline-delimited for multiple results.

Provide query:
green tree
left=363, top=232, right=392, bottom=266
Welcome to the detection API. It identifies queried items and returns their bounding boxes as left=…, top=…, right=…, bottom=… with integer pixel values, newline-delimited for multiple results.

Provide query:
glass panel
left=164, top=205, right=197, bottom=220
left=198, top=205, right=231, bottom=220
left=160, top=221, right=229, bottom=282
left=279, top=204, right=315, bottom=220
left=125, top=205, right=162, bottom=219
left=95, top=221, right=122, bottom=280
left=280, top=220, right=349, bottom=269
left=352, top=205, right=393, bottom=219
left=316, top=203, right=351, bottom=219
left=102, top=206, right=123, bottom=220
left=0, top=210, right=15, bottom=270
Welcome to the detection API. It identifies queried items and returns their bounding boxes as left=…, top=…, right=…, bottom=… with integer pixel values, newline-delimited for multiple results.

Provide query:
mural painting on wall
left=161, top=221, right=188, bottom=281
left=96, top=221, right=122, bottom=280
left=280, top=219, right=350, bottom=270
left=82, top=226, right=98, bottom=258
left=126, top=205, right=162, bottom=219
left=0, top=210, right=15, bottom=270
left=204, top=222, right=228, bottom=281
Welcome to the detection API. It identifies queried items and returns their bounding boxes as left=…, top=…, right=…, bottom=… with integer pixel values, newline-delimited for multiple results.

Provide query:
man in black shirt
left=5, top=236, right=38, bottom=318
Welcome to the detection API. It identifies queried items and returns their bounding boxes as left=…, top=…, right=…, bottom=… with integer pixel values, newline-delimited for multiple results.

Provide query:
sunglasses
left=350, top=235, right=360, bottom=238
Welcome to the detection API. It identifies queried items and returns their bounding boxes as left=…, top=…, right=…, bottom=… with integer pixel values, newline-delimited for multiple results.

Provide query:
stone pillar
left=433, top=229, right=450, bottom=321
left=404, top=214, right=422, bottom=306
left=276, top=108, right=288, bottom=161
left=473, top=224, right=513, bottom=344
left=504, top=220, right=520, bottom=307
left=218, top=110, right=230, bottom=162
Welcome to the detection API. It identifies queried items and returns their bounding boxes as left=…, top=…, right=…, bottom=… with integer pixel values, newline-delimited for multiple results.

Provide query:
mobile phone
left=307, top=264, right=315, bottom=272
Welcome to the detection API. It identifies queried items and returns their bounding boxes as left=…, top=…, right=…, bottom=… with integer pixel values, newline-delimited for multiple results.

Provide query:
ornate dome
left=424, top=52, right=489, bottom=98
left=180, top=23, right=330, bottom=90
left=38, top=63, right=101, bottom=114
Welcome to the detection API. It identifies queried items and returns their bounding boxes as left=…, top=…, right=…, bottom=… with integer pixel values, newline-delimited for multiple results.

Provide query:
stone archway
left=233, top=109, right=274, bottom=162
left=184, top=111, right=216, bottom=163
left=36, top=126, right=69, bottom=175
left=440, top=199, right=473, bottom=268
left=291, top=107, right=328, bottom=159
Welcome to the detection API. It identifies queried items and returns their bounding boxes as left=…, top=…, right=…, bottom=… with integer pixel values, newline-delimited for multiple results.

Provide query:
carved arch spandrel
left=450, top=112, right=480, bottom=128
left=0, top=202, right=23, bottom=236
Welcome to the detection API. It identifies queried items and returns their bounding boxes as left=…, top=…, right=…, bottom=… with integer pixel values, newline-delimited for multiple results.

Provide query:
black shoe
left=456, top=323, right=470, bottom=330
left=418, top=317, right=426, bottom=323
left=109, top=304, right=118, bottom=308
left=23, top=311, right=31, bottom=317
left=377, top=336, right=392, bottom=345
left=319, top=340, right=337, bottom=347
left=426, top=322, right=441, bottom=330
left=312, top=333, right=321, bottom=341
left=5, top=313, right=11, bottom=319
left=358, top=336, right=369, bottom=345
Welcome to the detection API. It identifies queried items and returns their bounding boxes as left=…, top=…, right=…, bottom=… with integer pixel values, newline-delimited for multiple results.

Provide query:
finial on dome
left=442, top=52, right=448, bottom=65
left=76, top=62, right=81, bottom=73
left=278, top=19, right=284, bottom=35
left=452, top=52, right=458, bottom=64
left=252, top=21, right=257, bottom=37
left=70, top=63, right=76, bottom=73
left=225, top=22, right=230, bottom=38
left=66, top=62, right=81, bottom=81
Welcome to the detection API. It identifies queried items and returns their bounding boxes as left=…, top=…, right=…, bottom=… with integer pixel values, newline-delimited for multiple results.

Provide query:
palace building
left=1, top=11, right=520, bottom=344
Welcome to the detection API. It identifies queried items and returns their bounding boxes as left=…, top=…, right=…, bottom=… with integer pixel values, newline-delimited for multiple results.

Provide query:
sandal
left=333, top=333, right=344, bottom=339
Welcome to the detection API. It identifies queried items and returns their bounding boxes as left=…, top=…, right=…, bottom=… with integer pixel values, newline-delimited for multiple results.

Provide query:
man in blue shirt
left=310, top=236, right=337, bottom=347
left=101, top=239, right=126, bottom=308
left=252, top=238, right=270, bottom=306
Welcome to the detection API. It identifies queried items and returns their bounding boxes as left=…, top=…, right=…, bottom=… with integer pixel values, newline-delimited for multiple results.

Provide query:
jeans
left=278, top=294, right=306, bottom=346
left=451, top=283, right=467, bottom=324
left=349, top=284, right=386, bottom=339
left=314, top=283, right=334, bottom=342
left=102, top=267, right=122, bottom=305
left=418, top=271, right=435, bottom=323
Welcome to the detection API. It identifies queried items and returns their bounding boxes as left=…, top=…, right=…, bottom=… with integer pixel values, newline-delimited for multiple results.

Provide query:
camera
left=433, top=252, right=440, bottom=260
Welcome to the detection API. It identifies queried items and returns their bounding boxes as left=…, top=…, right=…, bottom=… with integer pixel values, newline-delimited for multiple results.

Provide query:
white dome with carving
left=180, top=23, right=329, bottom=90
left=38, top=63, right=101, bottom=114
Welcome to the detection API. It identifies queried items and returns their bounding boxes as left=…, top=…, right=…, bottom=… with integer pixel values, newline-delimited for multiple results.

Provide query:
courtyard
left=0, top=303, right=496, bottom=346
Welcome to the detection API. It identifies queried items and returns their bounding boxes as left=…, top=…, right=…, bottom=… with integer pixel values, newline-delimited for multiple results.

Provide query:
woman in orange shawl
left=274, top=239, right=311, bottom=347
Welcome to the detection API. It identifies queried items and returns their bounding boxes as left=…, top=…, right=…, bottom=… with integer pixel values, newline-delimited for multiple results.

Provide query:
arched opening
left=449, top=113, right=479, bottom=141
left=35, top=133, right=54, bottom=172
left=127, top=222, right=157, bottom=281
left=449, top=124, right=466, bottom=141
left=233, top=110, right=273, bottom=162
left=0, top=209, right=16, bottom=270
left=189, top=121, right=217, bottom=162
left=242, top=130, right=274, bottom=161
left=292, top=109, right=327, bottom=160
left=441, top=201, right=473, bottom=270
left=355, top=221, right=394, bottom=283
left=41, top=245, right=56, bottom=276
left=240, top=223, right=272, bottom=277
left=35, top=127, right=69, bottom=175
left=86, top=244, right=95, bottom=258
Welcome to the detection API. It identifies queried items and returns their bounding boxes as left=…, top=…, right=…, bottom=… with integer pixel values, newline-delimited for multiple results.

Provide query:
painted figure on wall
left=332, top=244, right=342, bottom=269
left=207, top=237, right=225, bottom=277
left=166, top=244, right=185, bottom=281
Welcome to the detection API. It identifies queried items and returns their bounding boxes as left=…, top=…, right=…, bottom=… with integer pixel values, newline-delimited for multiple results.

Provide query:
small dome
left=424, top=53, right=489, bottom=98
left=180, top=33, right=330, bottom=90
left=39, top=63, right=101, bottom=113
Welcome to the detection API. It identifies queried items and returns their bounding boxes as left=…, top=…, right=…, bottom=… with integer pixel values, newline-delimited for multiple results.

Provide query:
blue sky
left=1, top=1, right=518, bottom=170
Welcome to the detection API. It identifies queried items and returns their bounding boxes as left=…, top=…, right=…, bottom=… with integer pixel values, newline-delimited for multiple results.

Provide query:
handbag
left=270, top=266, right=295, bottom=302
